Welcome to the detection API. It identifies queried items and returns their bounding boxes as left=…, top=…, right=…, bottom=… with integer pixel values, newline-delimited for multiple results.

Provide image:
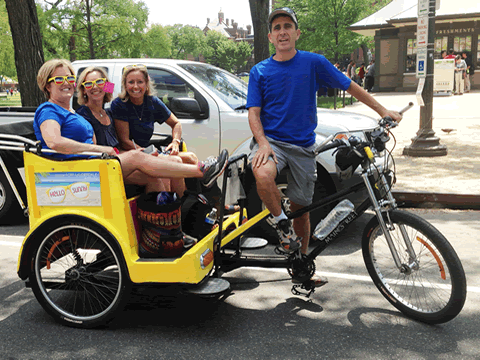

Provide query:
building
left=349, top=0, right=480, bottom=91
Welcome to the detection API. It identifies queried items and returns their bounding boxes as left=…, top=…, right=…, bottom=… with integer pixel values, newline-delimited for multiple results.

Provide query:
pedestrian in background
left=454, top=54, right=467, bottom=95
left=462, top=51, right=472, bottom=93
left=365, top=60, right=375, bottom=92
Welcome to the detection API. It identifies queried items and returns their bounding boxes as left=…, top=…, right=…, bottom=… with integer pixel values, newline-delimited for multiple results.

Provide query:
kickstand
left=291, top=280, right=316, bottom=298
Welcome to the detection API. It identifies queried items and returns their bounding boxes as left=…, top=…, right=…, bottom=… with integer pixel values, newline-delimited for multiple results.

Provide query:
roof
left=203, top=20, right=233, bottom=38
left=350, top=0, right=480, bottom=36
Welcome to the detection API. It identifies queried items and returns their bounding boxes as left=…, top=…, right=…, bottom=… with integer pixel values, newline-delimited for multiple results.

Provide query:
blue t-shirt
left=110, top=95, right=172, bottom=148
left=246, top=50, right=352, bottom=147
left=33, top=102, right=94, bottom=159
left=76, top=105, right=119, bottom=148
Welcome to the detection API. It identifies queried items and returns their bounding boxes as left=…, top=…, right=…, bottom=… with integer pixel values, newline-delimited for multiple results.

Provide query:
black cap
left=268, top=7, right=298, bottom=27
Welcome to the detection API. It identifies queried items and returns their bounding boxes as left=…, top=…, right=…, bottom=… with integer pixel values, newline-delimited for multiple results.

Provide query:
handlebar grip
left=399, top=102, right=414, bottom=115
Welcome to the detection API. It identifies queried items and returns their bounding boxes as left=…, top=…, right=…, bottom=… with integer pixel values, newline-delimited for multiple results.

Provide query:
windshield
left=179, top=63, right=247, bottom=110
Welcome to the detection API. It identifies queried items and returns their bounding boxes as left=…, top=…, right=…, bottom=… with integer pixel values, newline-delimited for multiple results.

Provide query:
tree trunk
left=85, top=0, right=95, bottom=59
left=249, top=0, right=270, bottom=64
left=5, top=0, right=45, bottom=107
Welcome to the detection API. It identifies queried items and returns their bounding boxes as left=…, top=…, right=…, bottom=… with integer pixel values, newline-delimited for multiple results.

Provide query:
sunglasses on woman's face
left=47, top=75, right=76, bottom=85
left=82, top=78, right=106, bottom=90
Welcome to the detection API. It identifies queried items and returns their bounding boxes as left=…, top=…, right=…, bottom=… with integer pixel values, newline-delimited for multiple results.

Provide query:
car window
left=147, top=68, right=209, bottom=119
left=179, top=63, right=247, bottom=110
left=147, top=69, right=195, bottom=105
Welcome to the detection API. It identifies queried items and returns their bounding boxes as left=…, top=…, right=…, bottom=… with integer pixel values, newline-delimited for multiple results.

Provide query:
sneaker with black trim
left=276, top=219, right=301, bottom=253
left=200, top=149, right=229, bottom=188
left=292, top=275, right=328, bottom=288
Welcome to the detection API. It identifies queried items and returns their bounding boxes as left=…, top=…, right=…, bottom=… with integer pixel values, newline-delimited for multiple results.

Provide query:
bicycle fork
left=362, top=172, right=418, bottom=272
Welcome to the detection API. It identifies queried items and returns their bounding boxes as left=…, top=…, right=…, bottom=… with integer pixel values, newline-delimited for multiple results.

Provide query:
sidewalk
left=338, top=90, right=480, bottom=208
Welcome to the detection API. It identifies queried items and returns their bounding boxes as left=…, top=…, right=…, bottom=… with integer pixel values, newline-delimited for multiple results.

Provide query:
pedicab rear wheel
left=29, top=220, right=131, bottom=328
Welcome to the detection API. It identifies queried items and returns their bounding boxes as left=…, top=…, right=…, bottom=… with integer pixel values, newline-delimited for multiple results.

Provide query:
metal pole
left=403, top=0, right=447, bottom=157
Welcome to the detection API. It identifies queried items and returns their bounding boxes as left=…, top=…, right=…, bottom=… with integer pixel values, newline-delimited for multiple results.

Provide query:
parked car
left=0, top=59, right=382, bottom=238
left=236, top=72, right=249, bottom=77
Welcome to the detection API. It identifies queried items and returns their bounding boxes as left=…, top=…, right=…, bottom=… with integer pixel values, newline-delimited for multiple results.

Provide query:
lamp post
left=403, top=0, right=447, bottom=157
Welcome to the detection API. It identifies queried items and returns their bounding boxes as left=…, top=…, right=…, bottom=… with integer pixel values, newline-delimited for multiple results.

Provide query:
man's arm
left=346, top=81, right=402, bottom=122
left=248, top=107, right=277, bottom=168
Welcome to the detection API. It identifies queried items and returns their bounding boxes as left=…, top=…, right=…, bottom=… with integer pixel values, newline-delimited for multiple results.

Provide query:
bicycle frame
left=214, top=151, right=413, bottom=276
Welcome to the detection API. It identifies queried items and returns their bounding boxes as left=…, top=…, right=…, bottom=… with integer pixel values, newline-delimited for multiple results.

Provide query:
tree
left=143, top=24, right=171, bottom=59
left=0, top=1, right=16, bottom=84
left=5, top=0, right=45, bottom=106
left=276, top=0, right=391, bottom=62
left=203, top=31, right=252, bottom=72
left=249, top=0, right=269, bottom=64
left=37, top=0, right=149, bottom=61
left=166, top=25, right=206, bottom=60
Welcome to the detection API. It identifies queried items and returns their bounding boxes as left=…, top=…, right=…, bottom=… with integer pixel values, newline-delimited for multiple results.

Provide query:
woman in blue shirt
left=110, top=64, right=196, bottom=165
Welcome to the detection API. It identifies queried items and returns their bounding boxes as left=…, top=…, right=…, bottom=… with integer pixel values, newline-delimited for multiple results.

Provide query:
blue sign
left=418, top=61, right=425, bottom=72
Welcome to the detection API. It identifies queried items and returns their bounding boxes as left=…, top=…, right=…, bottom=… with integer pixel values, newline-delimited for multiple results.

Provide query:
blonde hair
left=76, top=66, right=113, bottom=105
left=118, top=66, right=156, bottom=102
left=37, top=59, right=75, bottom=100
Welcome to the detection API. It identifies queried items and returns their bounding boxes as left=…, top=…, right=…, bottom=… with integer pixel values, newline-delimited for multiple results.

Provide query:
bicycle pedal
left=291, top=284, right=315, bottom=298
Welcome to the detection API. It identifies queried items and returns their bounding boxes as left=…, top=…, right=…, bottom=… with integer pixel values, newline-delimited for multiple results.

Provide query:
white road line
left=248, top=267, right=480, bottom=293
left=0, top=240, right=22, bottom=247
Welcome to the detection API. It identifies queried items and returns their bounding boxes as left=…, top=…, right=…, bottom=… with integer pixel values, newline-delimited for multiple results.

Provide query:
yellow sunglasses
left=82, top=78, right=106, bottom=90
left=48, top=75, right=76, bottom=85
left=122, top=64, right=146, bottom=73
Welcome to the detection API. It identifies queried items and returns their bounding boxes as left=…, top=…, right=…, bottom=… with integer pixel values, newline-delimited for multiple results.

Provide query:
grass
left=0, top=93, right=22, bottom=107
left=317, top=93, right=358, bottom=109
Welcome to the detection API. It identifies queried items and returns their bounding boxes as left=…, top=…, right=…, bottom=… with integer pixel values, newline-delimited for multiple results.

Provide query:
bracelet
left=172, top=138, right=181, bottom=144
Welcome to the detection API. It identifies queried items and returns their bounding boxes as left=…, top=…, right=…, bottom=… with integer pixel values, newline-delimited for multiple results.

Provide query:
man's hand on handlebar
left=381, top=110, right=402, bottom=124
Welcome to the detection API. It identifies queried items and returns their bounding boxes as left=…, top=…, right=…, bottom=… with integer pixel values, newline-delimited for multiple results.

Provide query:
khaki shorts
left=249, top=137, right=317, bottom=206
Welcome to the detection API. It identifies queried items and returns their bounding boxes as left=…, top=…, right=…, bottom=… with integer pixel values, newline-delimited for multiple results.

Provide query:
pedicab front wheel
left=29, top=220, right=131, bottom=328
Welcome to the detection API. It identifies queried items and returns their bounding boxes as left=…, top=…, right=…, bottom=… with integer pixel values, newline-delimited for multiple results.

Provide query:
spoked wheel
left=362, top=210, right=466, bottom=324
left=29, top=221, right=131, bottom=328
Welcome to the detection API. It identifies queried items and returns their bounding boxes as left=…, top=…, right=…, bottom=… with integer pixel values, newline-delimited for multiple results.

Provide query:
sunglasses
left=82, top=78, right=106, bottom=90
left=123, top=64, right=147, bottom=73
left=47, top=75, right=76, bottom=85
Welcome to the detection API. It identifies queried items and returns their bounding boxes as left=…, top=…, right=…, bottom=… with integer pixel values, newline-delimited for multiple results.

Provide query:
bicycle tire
left=29, top=220, right=131, bottom=328
left=362, top=210, right=466, bottom=324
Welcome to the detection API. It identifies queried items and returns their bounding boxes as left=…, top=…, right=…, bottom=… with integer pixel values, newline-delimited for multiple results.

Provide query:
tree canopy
left=275, top=0, right=391, bottom=62
left=0, top=1, right=16, bottom=82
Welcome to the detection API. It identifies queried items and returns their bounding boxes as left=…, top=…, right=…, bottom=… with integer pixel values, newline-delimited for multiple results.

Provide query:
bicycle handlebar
left=315, top=102, right=414, bottom=155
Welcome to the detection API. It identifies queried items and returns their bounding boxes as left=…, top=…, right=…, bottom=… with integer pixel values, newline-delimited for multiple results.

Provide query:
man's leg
left=252, top=159, right=282, bottom=217
left=290, top=201, right=310, bottom=254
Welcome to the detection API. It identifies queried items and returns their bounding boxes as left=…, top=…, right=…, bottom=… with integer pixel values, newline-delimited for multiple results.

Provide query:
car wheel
left=245, top=165, right=336, bottom=243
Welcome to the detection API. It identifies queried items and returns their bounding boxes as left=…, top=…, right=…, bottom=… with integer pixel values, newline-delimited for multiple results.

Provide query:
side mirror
left=169, top=97, right=201, bottom=118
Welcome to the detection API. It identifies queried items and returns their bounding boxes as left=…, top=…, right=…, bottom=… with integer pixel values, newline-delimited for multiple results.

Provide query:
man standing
left=462, top=51, right=472, bottom=93
left=246, top=7, right=402, bottom=286
left=365, top=60, right=375, bottom=92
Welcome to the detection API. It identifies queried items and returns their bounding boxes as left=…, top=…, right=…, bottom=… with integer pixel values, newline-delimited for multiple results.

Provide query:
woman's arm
left=114, top=119, right=137, bottom=150
left=164, top=113, right=182, bottom=155
left=40, top=120, right=115, bottom=155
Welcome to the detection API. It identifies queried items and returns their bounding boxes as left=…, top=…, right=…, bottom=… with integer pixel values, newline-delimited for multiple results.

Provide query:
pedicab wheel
left=362, top=210, right=466, bottom=324
left=29, top=221, right=131, bottom=328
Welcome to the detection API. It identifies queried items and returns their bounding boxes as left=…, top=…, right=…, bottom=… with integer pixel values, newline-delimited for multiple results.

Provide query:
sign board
left=416, top=48, right=428, bottom=78
left=417, top=15, right=428, bottom=48
left=418, top=0, right=429, bottom=16
left=433, top=59, right=455, bottom=92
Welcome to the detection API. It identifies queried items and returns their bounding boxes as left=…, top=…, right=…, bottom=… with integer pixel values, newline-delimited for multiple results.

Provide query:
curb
left=392, top=191, right=480, bottom=210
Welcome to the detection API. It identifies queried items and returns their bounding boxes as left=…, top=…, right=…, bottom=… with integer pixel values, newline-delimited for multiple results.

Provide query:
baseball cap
left=268, top=7, right=298, bottom=27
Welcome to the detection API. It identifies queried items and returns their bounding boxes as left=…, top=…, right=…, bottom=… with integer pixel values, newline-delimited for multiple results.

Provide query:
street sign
left=418, top=0, right=429, bottom=16
left=416, top=47, right=427, bottom=78
left=417, top=15, right=428, bottom=48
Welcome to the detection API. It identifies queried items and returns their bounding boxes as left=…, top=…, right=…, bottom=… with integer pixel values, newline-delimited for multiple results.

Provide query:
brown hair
left=36, top=59, right=75, bottom=100
left=118, top=65, right=156, bottom=102
left=76, top=66, right=113, bottom=105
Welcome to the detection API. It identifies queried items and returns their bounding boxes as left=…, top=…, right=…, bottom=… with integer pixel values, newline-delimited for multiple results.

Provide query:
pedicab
left=3, top=103, right=467, bottom=328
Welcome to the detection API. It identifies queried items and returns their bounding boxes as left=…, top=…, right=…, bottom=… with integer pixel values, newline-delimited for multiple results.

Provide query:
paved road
left=1, top=209, right=479, bottom=359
